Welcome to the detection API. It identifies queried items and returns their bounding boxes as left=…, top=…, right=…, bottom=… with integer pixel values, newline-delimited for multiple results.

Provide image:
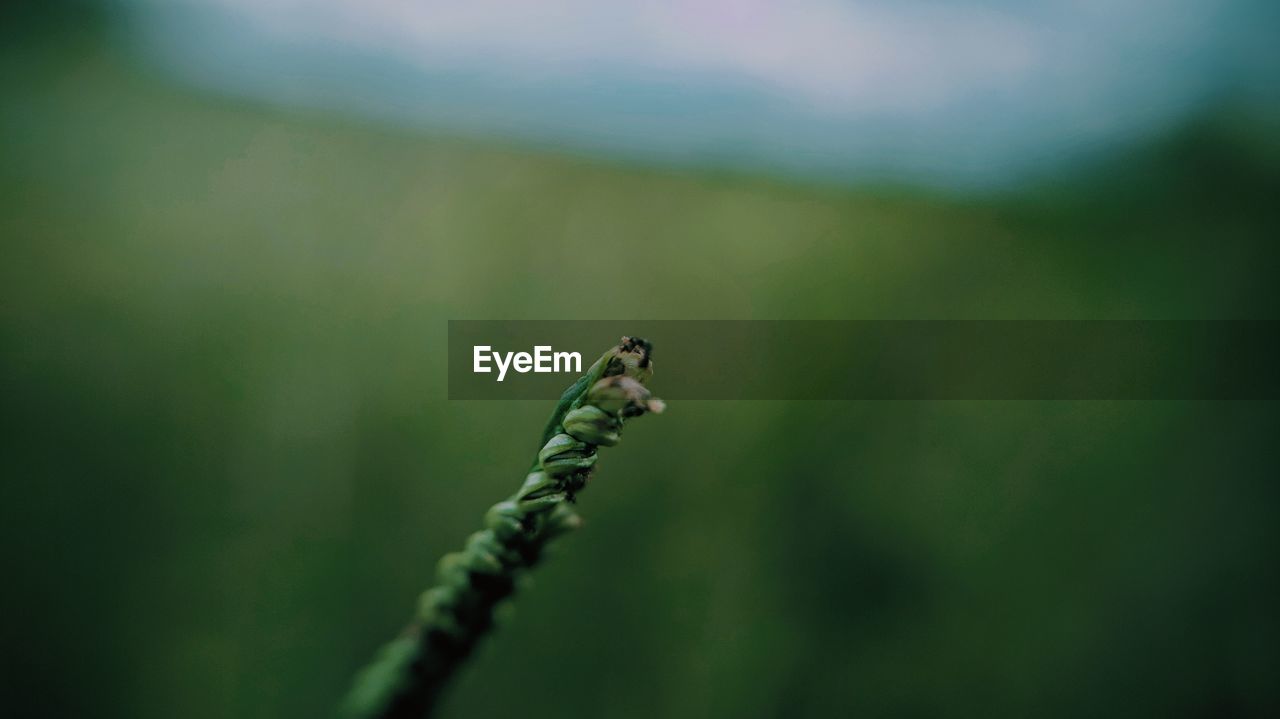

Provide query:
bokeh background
left=3, top=2, right=1278, bottom=718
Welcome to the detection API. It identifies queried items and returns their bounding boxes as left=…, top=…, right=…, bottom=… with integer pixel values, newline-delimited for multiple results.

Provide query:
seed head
left=610, top=336, right=655, bottom=384
left=538, top=432, right=597, bottom=477
left=562, top=405, right=622, bottom=446
left=587, top=375, right=665, bottom=417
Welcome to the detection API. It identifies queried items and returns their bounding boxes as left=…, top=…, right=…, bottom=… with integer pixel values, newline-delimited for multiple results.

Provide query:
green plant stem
left=339, top=338, right=662, bottom=719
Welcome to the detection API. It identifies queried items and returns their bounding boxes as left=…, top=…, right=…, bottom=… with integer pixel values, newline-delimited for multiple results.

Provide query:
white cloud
left=136, top=0, right=1265, bottom=185
left=189, top=0, right=1040, bottom=113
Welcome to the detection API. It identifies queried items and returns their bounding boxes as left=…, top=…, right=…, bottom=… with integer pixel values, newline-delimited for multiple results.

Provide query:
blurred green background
left=3, top=6, right=1279, bottom=718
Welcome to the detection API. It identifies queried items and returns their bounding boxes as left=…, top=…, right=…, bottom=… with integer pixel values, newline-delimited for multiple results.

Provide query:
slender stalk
left=339, top=337, right=663, bottom=719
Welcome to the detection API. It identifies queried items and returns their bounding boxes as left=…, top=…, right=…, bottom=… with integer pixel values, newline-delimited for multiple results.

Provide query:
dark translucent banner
left=448, top=321, right=1278, bottom=400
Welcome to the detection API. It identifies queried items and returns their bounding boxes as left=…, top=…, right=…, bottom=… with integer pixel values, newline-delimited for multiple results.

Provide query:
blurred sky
left=131, top=0, right=1278, bottom=187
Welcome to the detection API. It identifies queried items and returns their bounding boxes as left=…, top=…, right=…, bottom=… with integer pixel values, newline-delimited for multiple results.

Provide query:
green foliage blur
left=3, top=10, right=1278, bottom=719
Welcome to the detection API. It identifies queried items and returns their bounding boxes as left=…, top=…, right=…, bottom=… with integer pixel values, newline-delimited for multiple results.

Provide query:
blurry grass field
left=3, top=25, right=1279, bottom=719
